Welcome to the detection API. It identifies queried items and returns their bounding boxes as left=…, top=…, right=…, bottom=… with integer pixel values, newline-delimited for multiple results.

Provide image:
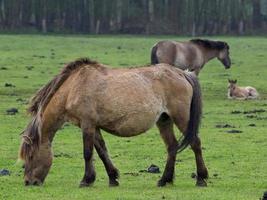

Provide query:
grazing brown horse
left=151, top=39, right=231, bottom=75
left=19, top=58, right=208, bottom=187
left=228, top=79, right=259, bottom=100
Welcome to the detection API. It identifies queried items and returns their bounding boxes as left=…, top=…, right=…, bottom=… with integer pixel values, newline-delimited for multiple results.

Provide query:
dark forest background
left=0, top=0, right=267, bottom=35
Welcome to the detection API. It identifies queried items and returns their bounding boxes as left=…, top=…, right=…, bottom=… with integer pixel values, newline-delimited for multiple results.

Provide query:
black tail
left=176, top=72, right=202, bottom=153
left=151, top=45, right=159, bottom=64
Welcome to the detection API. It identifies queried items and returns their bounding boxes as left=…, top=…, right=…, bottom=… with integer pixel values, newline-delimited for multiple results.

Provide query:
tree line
left=0, top=0, right=267, bottom=35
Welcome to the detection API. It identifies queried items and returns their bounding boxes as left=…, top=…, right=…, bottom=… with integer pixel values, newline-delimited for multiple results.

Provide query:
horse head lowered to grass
left=19, top=58, right=208, bottom=187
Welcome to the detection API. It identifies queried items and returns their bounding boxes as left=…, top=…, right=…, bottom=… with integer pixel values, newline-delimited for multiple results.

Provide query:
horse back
left=152, top=41, right=203, bottom=70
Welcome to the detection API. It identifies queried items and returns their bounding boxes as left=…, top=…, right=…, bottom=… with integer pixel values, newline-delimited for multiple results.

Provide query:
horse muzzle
left=24, top=178, right=43, bottom=186
left=223, top=60, right=231, bottom=69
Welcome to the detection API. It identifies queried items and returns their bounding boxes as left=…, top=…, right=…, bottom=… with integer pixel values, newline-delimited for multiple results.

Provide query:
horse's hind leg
left=173, top=113, right=208, bottom=187
left=190, top=136, right=208, bottom=186
left=80, top=123, right=96, bottom=187
left=156, top=113, right=178, bottom=187
left=94, top=129, right=119, bottom=186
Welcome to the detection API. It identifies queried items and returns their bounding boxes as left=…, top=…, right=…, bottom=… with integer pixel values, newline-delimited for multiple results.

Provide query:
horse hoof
left=157, top=180, right=166, bottom=187
left=196, top=179, right=207, bottom=187
left=79, top=181, right=92, bottom=188
left=109, top=179, right=119, bottom=187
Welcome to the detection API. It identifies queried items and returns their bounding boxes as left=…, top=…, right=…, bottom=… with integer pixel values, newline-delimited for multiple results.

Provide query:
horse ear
left=234, top=79, right=237, bottom=83
left=228, top=79, right=231, bottom=83
left=224, top=42, right=229, bottom=49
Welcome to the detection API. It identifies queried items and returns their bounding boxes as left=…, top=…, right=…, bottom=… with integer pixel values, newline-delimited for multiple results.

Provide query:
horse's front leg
left=80, top=125, right=96, bottom=187
left=94, top=129, right=119, bottom=186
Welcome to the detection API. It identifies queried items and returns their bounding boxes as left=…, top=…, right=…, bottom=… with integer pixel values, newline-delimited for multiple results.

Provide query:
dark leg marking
left=156, top=114, right=178, bottom=187
left=190, top=137, right=208, bottom=187
left=94, top=129, right=119, bottom=186
left=80, top=127, right=96, bottom=187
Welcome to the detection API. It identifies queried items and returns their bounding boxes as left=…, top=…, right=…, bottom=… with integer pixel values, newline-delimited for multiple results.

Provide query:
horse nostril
left=25, top=180, right=30, bottom=186
left=33, top=181, right=39, bottom=185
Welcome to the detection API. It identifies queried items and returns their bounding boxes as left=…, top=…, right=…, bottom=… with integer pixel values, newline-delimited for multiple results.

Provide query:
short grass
left=0, top=35, right=266, bottom=200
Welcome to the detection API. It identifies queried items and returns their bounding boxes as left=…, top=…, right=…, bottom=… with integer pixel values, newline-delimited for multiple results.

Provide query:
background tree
left=0, top=0, right=266, bottom=35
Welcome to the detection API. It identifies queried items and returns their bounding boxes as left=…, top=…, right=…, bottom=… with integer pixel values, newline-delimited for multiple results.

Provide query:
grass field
left=0, top=35, right=266, bottom=200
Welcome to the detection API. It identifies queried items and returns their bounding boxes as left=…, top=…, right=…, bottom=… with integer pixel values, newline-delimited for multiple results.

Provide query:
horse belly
left=100, top=99, right=164, bottom=136
left=96, top=76, right=165, bottom=137
left=106, top=111, right=160, bottom=137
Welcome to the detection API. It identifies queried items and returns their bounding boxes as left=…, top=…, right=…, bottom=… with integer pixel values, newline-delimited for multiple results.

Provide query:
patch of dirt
left=123, top=172, right=139, bottom=176
left=25, top=66, right=34, bottom=70
left=231, top=110, right=242, bottom=114
left=54, top=152, right=72, bottom=158
left=147, top=164, right=160, bottom=173
left=243, top=109, right=266, bottom=114
left=256, top=117, right=267, bottom=120
left=215, top=124, right=235, bottom=128
left=139, top=164, right=160, bottom=174
left=6, top=108, right=18, bottom=115
left=32, top=55, right=46, bottom=59
left=0, top=169, right=10, bottom=176
left=226, top=129, right=243, bottom=134
left=16, top=98, right=27, bottom=104
left=246, top=115, right=257, bottom=119
left=248, top=123, right=256, bottom=127
left=218, top=73, right=229, bottom=77
left=231, top=109, right=266, bottom=115
left=4, top=83, right=15, bottom=87
left=112, top=155, right=119, bottom=159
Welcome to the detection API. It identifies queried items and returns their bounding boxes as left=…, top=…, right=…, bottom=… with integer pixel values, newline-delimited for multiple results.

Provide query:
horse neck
left=201, top=48, right=219, bottom=63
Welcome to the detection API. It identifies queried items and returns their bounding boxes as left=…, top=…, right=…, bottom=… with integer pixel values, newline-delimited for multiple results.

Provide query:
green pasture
left=0, top=35, right=266, bottom=200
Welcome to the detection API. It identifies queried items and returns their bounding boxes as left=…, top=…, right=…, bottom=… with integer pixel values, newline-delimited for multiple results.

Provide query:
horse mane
left=28, top=58, right=99, bottom=115
left=20, top=58, right=99, bottom=161
left=190, top=39, right=229, bottom=50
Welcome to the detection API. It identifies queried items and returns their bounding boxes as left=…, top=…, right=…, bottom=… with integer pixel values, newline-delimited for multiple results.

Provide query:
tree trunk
left=146, top=0, right=154, bottom=34
left=0, top=0, right=6, bottom=25
left=41, top=0, right=47, bottom=33
left=252, top=0, right=262, bottom=29
left=116, top=0, right=122, bottom=32
left=238, top=20, right=244, bottom=34
left=148, top=0, right=154, bottom=22
left=88, top=0, right=95, bottom=33
left=95, top=19, right=100, bottom=34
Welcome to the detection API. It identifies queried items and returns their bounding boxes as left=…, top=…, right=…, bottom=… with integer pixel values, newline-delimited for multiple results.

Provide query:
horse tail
left=151, top=44, right=159, bottom=64
left=176, top=72, right=202, bottom=153
left=19, top=58, right=98, bottom=161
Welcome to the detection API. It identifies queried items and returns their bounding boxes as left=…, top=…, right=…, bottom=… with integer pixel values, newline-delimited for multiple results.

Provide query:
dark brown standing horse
left=19, top=58, right=208, bottom=187
left=151, top=39, right=231, bottom=75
